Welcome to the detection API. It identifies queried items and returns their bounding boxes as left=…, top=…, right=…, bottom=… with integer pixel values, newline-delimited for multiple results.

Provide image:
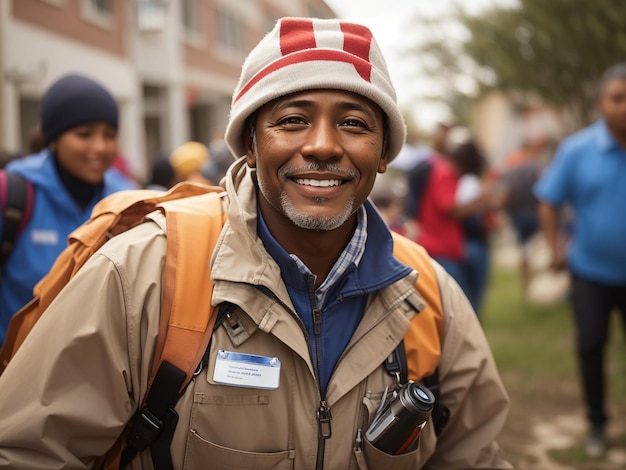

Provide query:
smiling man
left=0, top=18, right=511, bottom=469
left=247, top=89, right=389, bottom=286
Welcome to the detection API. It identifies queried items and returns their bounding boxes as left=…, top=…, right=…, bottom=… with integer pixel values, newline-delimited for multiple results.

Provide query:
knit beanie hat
left=169, top=141, right=210, bottom=178
left=225, top=17, right=407, bottom=162
left=40, top=74, right=119, bottom=144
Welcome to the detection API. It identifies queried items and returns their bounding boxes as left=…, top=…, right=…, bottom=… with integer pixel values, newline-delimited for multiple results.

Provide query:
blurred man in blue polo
left=534, top=62, right=626, bottom=459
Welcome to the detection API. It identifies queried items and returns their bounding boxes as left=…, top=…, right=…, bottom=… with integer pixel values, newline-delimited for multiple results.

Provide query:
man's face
left=246, top=89, right=389, bottom=231
left=52, top=122, right=118, bottom=184
left=599, top=78, right=626, bottom=136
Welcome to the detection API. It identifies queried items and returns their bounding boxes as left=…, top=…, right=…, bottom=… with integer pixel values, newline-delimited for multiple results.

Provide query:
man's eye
left=342, top=119, right=367, bottom=128
left=279, top=116, right=307, bottom=125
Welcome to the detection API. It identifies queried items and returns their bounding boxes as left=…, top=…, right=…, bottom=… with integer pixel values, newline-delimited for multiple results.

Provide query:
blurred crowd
left=370, top=119, right=551, bottom=317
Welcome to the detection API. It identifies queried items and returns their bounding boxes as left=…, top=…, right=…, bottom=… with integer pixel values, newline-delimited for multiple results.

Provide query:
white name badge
left=213, top=350, right=281, bottom=390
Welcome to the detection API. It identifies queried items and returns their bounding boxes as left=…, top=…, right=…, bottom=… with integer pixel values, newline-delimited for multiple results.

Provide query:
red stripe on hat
left=280, top=18, right=316, bottom=56
left=340, top=21, right=372, bottom=82
left=340, top=22, right=372, bottom=64
left=235, top=50, right=373, bottom=102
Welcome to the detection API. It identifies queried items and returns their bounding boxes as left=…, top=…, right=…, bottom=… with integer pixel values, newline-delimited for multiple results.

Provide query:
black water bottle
left=364, top=382, right=435, bottom=455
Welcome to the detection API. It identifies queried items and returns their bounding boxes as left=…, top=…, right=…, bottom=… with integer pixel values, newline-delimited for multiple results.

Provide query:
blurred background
left=1, top=1, right=625, bottom=467
left=1, top=0, right=624, bottom=182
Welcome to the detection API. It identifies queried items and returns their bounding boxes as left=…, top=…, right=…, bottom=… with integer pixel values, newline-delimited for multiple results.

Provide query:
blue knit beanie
left=40, top=74, right=119, bottom=144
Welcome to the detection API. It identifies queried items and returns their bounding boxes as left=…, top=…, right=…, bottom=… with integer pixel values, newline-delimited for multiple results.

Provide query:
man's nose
left=301, top=121, right=343, bottom=161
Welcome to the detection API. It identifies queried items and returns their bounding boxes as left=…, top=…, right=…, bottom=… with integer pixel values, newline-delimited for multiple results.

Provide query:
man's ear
left=378, top=141, right=390, bottom=174
left=244, top=125, right=257, bottom=168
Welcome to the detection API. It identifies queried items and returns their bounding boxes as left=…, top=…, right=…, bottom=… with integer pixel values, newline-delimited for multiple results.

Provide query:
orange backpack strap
left=390, top=232, right=450, bottom=437
left=0, top=180, right=226, bottom=469
left=391, top=232, right=444, bottom=382
left=152, top=190, right=227, bottom=389
left=0, top=182, right=217, bottom=373
left=116, top=190, right=228, bottom=469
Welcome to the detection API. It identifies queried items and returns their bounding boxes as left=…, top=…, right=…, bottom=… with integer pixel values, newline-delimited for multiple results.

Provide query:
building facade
left=0, top=0, right=335, bottom=181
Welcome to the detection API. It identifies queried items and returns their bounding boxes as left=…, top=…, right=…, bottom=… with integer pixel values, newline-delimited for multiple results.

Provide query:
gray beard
left=257, top=176, right=355, bottom=231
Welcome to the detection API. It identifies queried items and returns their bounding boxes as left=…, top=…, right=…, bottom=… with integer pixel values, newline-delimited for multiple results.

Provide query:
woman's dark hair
left=449, top=141, right=487, bottom=176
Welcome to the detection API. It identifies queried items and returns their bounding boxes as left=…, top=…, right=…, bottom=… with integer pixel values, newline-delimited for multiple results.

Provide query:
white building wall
left=134, top=0, right=197, bottom=167
left=3, top=19, right=143, bottom=175
left=1, top=0, right=336, bottom=177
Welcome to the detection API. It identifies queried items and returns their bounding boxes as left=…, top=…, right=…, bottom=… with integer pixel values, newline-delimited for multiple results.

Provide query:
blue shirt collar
left=257, top=200, right=413, bottom=304
left=257, top=205, right=366, bottom=302
left=596, top=120, right=622, bottom=153
left=289, top=206, right=367, bottom=306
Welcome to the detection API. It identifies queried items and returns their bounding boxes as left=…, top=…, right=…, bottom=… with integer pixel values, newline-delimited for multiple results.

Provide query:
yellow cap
left=169, top=141, right=210, bottom=178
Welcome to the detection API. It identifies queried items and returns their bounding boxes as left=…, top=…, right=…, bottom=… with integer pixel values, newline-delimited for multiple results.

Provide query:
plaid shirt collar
left=290, top=206, right=367, bottom=306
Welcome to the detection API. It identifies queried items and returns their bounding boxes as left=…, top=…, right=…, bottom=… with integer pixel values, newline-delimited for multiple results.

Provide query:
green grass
left=479, top=264, right=626, bottom=467
left=481, top=267, right=576, bottom=379
left=481, top=265, right=626, bottom=398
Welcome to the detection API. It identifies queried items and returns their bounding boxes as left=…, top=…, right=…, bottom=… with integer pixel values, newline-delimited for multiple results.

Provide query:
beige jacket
left=0, top=159, right=512, bottom=469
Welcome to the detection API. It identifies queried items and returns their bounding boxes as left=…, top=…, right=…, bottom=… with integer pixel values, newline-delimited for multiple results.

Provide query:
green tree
left=416, top=0, right=626, bottom=128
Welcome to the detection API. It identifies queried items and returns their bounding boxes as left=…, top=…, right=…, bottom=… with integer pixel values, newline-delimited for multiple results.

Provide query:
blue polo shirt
left=534, top=120, right=626, bottom=284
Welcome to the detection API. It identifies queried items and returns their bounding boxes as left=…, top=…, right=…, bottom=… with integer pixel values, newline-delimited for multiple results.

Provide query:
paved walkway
left=491, top=226, right=570, bottom=304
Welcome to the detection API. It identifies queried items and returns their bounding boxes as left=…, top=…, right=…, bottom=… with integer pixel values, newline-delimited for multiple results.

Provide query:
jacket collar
left=211, top=158, right=412, bottom=304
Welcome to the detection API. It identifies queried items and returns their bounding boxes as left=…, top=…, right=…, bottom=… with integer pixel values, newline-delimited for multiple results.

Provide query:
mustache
left=281, top=162, right=357, bottom=179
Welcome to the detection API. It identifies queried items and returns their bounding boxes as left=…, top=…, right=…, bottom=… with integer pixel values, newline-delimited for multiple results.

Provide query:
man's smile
left=293, top=178, right=344, bottom=187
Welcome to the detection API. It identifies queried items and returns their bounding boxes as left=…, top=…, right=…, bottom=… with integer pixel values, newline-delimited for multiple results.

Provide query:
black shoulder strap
left=120, top=302, right=232, bottom=470
left=421, top=366, right=450, bottom=437
left=121, top=360, right=185, bottom=470
left=0, top=171, right=31, bottom=275
left=385, top=344, right=450, bottom=437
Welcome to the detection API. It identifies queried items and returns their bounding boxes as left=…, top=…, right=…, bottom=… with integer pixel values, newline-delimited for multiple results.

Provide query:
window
left=181, top=0, right=202, bottom=35
left=82, top=0, right=113, bottom=28
left=215, top=9, right=245, bottom=57
left=90, top=0, right=112, bottom=15
left=137, top=0, right=168, bottom=33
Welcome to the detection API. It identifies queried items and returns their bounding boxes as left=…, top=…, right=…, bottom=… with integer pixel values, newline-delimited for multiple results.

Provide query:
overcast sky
left=323, top=0, right=517, bottom=130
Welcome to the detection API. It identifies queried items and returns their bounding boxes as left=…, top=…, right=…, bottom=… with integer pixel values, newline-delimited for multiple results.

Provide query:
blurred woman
left=0, top=74, right=136, bottom=344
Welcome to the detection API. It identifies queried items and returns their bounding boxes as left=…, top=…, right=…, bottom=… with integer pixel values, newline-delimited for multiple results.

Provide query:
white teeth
left=294, top=178, right=342, bottom=187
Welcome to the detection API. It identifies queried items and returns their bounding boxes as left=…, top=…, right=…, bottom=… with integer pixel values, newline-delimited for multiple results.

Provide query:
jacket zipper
left=308, top=277, right=331, bottom=470
left=260, top=284, right=331, bottom=469
left=313, top=307, right=331, bottom=470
